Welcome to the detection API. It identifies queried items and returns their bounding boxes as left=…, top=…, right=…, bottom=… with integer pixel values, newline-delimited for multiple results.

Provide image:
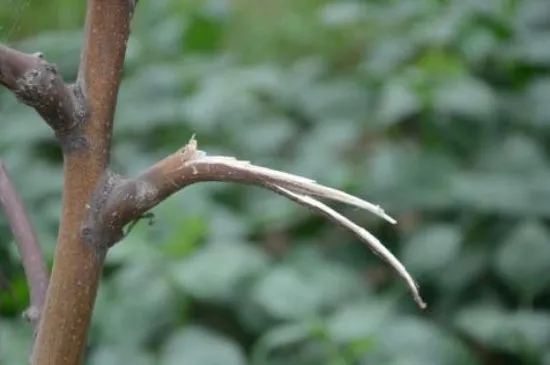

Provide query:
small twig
left=123, top=211, right=155, bottom=238
left=0, top=158, right=49, bottom=328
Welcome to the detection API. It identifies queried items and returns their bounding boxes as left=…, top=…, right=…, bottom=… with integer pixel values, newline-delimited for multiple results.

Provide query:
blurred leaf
left=288, top=122, right=356, bottom=186
left=401, top=224, right=462, bottom=278
left=17, top=30, right=82, bottom=78
left=450, top=171, right=550, bottom=216
left=410, top=7, right=467, bottom=47
left=171, top=242, right=269, bottom=303
left=437, top=247, right=489, bottom=292
left=161, top=326, right=246, bottom=365
left=454, top=304, right=508, bottom=350
left=495, top=220, right=550, bottom=298
left=376, top=78, right=421, bottom=127
left=416, top=49, right=466, bottom=78
left=298, top=79, right=372, bottom=122
left=319, top=2, right=366, bottom=27
left=163, top=215, right=207, bottom=258
left=246, top=186, right=301, bottom=227
left=515, top=0, right=550, bottom=31
left=455, top=306, right=550, bottom=354
left=460, top=27, right=499, bottom=66
left=93, top=264, right=179, bottom=347
left=237, top=117, right=295, bottom=156
left=252, top=321, right=329, bottom=365
left=434, top=77, right=497, bottom=121
left=362, top=36, right=418, bottom=76
left=365, top=143, right=456, bottom=210
left=183, top=11, right=224, bottom=52
left=363, top=316, right=478, bottom=365
left=88, top=347, right=155, bottom=365
left=327, top=300, right=395, bottom=343
left=251, top=258, right=364, bottom=321
left=523, top=77, right=550, bottom=126
left=508, top=32, right=550, bottom=66
left=0, top=320, right=33, bottom=365
left=475, top=134, right=548, bottom=174
left=208, top=208, right=249, bottom=241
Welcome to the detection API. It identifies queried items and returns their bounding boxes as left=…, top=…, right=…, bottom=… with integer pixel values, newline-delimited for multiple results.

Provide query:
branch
left=32, top=1, right=136, bottom=364
left=0, top=45, right=84, bottom=142
left=0, top=158, right=49, bottom=328
left=94, top=137, right=426, bottom=309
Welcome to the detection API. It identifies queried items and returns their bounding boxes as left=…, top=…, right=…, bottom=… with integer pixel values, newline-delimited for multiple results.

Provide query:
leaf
left=364, top=143, right=456, bottom=211
left=251, top=322, right=315, bottom=365
left=401, top=224, right=462, bottom=278
left=182, top=11, right=225, bottom=52
left=171, top=242, right=269, bottom=303
left=0, top=320, right=33, bottom=365
left=298, top=79, right=372, bottom=122
left=455, top=306, right=550, bottom=354
left=326, top=300, right=395, bottom=343
left=161, top=326, right=246, bottom=365
left=88, top=347, right=155, bottom=365
left=364, top=316, right=478, bottom=365
left=376, top=78, right=421, bottom=127
left=450, top=171, right=550, bottom=216
left=319, top=2, right=366, bottom=27
left=410, top=7, right=466, bottom=47
left=93, top=264, right=179, bottom=347
left=460, top=28, right=499, bottom=66
left=475, top=134, right=548, bottom=174
left=17, top=30, right=83, bottom=78
left=508, top=32, right=550, bottom=67
left=237, top=118, right=295, bottom=156
left=208, top=208, right=250, bottom=241
left=510, top=311, right=550, bottom=354
left=437, top=247, right=489, bottom=292
left=362, top=36, right=418, bottom=75
left=516, top=0, right=550, bottom=31
left=524, top=77, right=550, bottom=127
left=250, top=260, right=364, bottom=320
left=453, top=304, right=509, bottom=350
left=434, top=77, right=497, bottom=121
left=495, top=220, right=550, bottom=298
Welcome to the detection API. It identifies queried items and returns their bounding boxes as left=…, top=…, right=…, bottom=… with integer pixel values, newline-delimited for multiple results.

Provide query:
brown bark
left=30, top=1, right=133, bottom=364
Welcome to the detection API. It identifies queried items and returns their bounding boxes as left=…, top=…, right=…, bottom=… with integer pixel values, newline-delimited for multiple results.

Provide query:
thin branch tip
left=0, top=159, right=48, bottom=329
left=271, top=185, right=425, bottom=309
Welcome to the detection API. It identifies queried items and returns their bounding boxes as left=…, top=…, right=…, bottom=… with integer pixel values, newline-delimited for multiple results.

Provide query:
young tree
left=0, top=1, right=425, bottom=364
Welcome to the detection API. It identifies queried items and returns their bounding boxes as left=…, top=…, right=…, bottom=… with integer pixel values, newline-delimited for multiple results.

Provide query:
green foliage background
left=2, top=0, right=550, bottom=364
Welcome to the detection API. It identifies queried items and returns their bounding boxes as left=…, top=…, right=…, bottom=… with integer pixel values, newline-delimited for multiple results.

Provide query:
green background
left=1, top=0, right=550, bottom=364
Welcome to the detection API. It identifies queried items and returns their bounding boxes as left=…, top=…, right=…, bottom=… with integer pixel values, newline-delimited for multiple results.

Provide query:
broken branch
left=94, top=136, right=426, bottom=308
